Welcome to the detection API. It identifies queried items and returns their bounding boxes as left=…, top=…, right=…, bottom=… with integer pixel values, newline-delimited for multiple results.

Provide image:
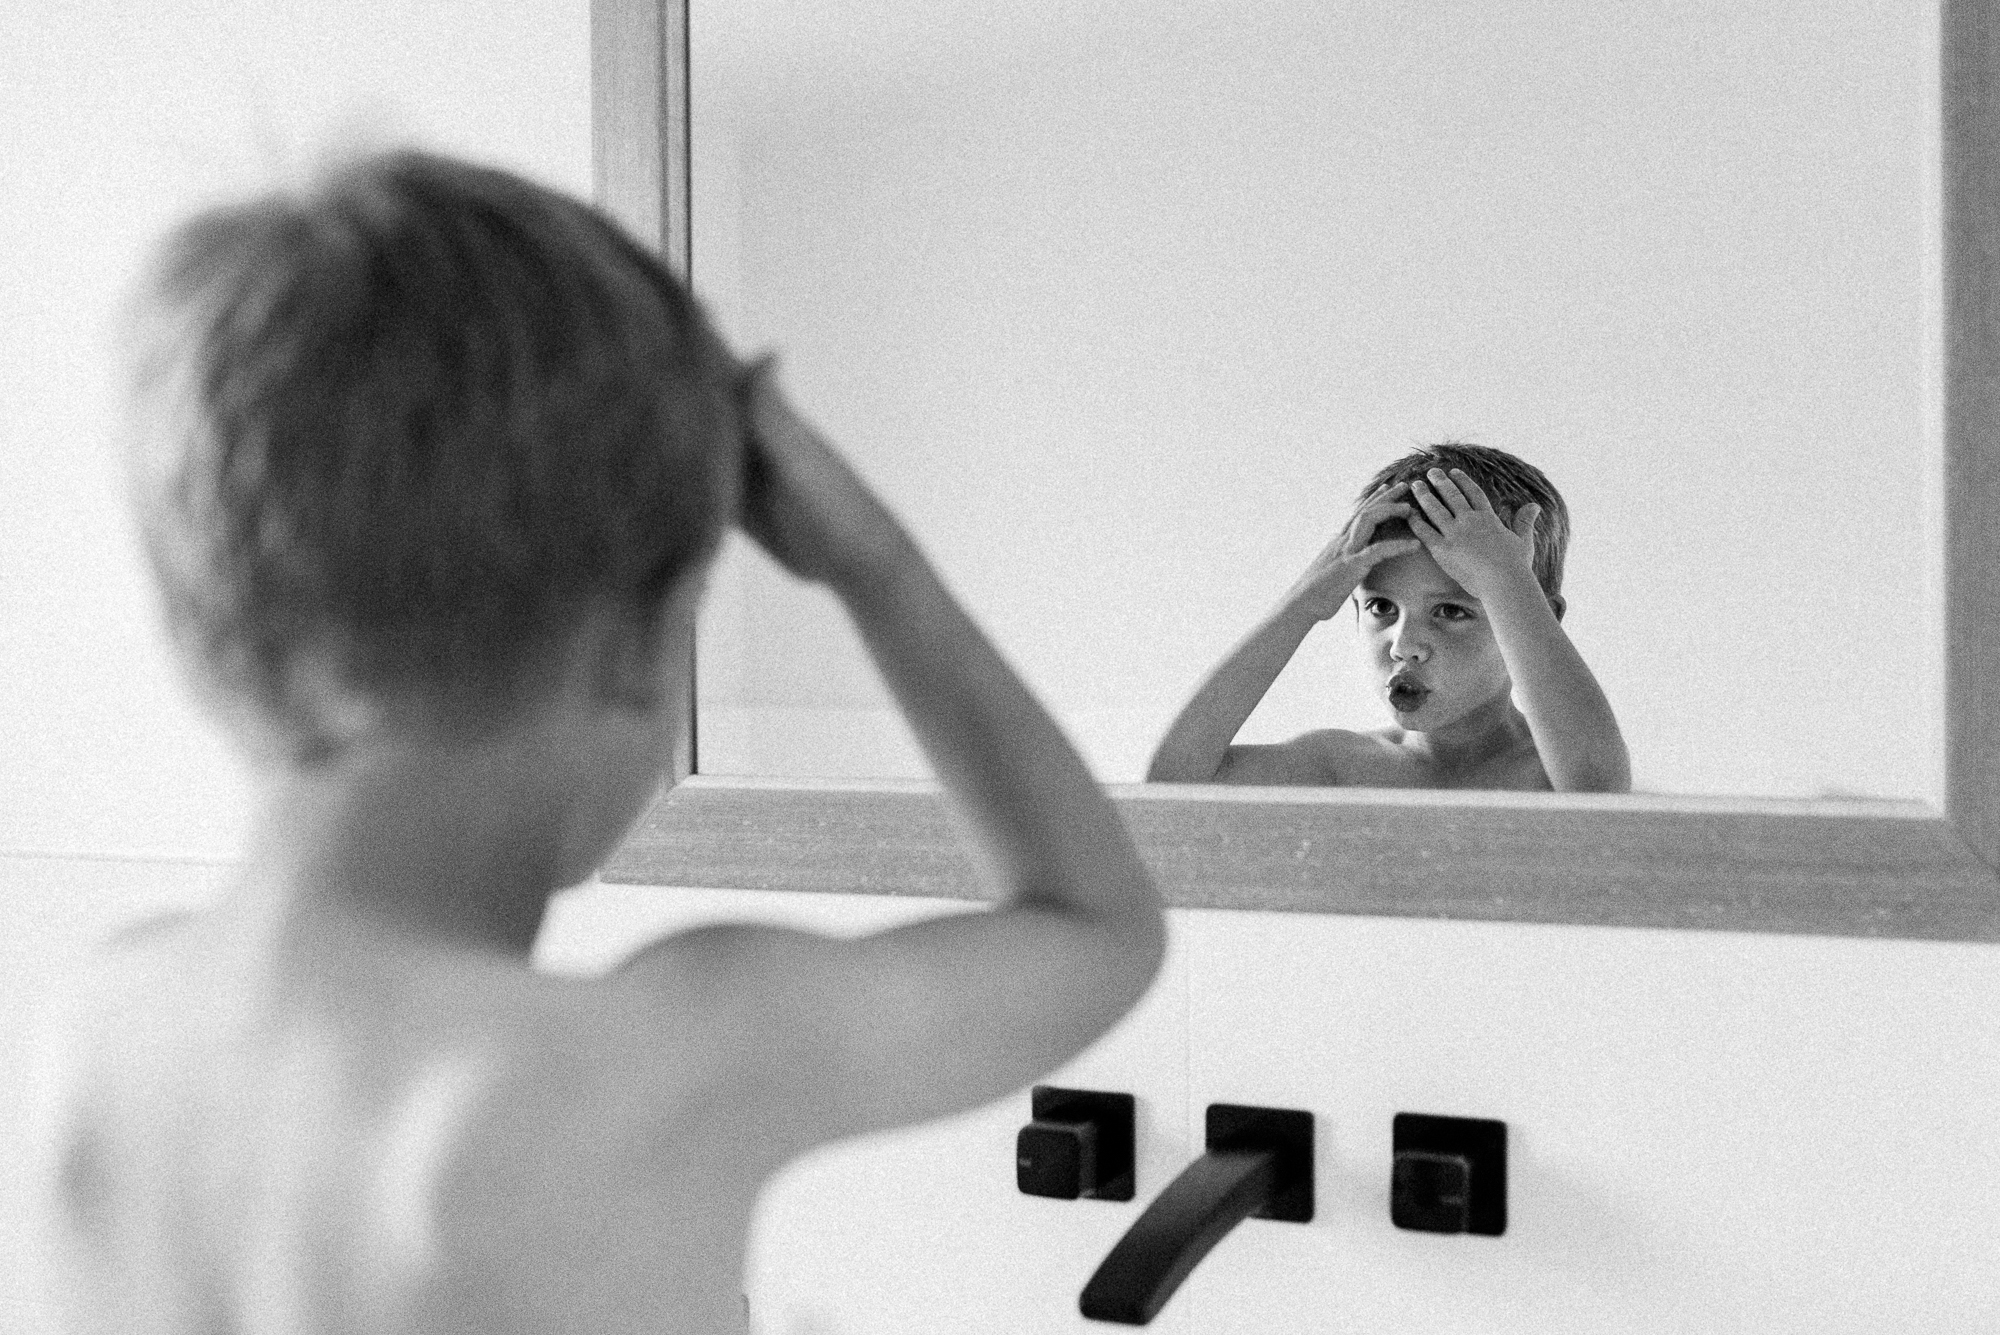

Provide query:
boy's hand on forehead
left=1286, top=482, right=1422, bottom=620
left=737, top=358, right=917, bottom=588
left=1405, top=467, right=1541, bottom=599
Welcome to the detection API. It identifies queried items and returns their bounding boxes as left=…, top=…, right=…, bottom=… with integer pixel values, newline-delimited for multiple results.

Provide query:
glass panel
left=691, top=0, right=1940, bottom=800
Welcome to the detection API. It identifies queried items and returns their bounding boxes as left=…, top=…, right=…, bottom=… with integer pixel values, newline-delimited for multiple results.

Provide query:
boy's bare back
left=44, top=909, right=794, bottom=1334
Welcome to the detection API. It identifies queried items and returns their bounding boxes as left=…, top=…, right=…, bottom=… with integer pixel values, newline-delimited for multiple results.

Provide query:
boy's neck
left=1398, top=693, right=1534, bottom=777
left=235, top=734, right=599, bottom=960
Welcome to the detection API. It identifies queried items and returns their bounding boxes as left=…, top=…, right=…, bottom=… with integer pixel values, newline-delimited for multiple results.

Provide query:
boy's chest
left=1342, top=732, right=1551, bottom=790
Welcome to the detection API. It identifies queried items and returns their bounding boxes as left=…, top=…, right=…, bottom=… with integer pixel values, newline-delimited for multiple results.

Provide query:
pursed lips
left=1386, top=676, right=1430, bottom=711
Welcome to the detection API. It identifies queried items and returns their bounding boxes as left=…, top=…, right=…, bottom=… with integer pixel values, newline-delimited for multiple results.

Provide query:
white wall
left=692, top=0, right=1943, bottom=801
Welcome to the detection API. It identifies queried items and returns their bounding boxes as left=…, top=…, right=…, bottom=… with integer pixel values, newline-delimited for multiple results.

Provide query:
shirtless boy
left=30, top=151, right=1164, bottom=1333
left=1147, top=443, right=1629, bottom=791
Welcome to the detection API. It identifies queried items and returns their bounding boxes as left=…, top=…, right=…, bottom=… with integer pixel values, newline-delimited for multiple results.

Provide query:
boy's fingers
left=1407, top=514, right=1443, bottom=544
left=1425, top=469, right=1470, bottom=514
left=736, top=441, right=792, bottom=558
left=740, top=349, right=779, bottom=391
left=1347, top=538, right=1420, bottom=571
left=735, top=352, right=781, bottom=428
left=1347, top=502, right=1413, bottom=551
left=1355, top=481, right=1410, bottom=516
left=1409, top=480, right=1452, bottom=525
left=1512, top=503, right=1542, bottom=538
left=1449, top=468, right=1493, bottom=512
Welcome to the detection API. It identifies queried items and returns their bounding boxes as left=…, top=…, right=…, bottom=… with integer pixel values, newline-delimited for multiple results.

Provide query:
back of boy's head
left=122, top=149, right=739, bottom=760
left=1357, top=442, right=1570, bottom=604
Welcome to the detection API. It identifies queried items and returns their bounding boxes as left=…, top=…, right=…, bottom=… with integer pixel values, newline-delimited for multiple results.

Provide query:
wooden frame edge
left=603, top=778, right=2000, bottom=941
left=593, top=0, right=696, bottom=782
left=1946, top=0, right=2000, bottom=872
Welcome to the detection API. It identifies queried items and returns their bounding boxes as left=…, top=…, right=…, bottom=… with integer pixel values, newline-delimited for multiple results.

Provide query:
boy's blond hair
left=121, top=150, right=738, bottom=757
left=1358, top=441, right=1570, bottom=606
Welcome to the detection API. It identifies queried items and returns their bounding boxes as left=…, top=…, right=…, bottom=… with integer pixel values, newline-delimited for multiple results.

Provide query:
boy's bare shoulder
left=606, top=922, right=858, bottom=1129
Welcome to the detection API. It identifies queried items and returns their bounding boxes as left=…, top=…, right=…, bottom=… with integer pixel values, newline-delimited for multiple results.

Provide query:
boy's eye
left=1434, top=604, right=1474, bottom=621
left=1362, top=598, right=1396, bottom=618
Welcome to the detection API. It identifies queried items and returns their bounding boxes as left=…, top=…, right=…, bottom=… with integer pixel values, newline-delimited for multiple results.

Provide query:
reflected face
left=1354, top=548, right=1513, bottom=733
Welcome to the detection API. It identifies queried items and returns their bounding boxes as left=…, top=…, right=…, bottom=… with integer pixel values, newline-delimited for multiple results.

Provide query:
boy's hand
left=737, top=359, right=916, bottom=589
left=1286, top=482, right=1422, bottom=620
left=1406, top=467, right=1541, bottom=599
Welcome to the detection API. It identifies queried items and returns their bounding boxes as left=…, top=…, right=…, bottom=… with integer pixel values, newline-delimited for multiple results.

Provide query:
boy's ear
left=595, top=629, right=660, bottom=711
left=289, top=657, right=385, bottom=741
left=593, top=613, right=676, bottom=712
left=591, top=572, right=707, bottom=712
left=1549, top=592, right=1567, bottom=622
left=212, top=650, right=386, bottom=769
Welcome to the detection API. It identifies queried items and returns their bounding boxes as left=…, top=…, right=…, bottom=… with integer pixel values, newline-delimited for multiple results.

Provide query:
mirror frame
left=592, top=0, right=2000, bottom=941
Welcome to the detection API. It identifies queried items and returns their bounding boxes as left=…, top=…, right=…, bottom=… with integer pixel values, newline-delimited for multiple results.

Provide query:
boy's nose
left=1390, top=622, right=1430, bottom=662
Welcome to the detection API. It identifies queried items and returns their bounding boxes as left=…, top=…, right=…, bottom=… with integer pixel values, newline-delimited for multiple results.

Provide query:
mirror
left=598, top=0, right=1998, bottom=937
left=684, top=0, right=1941, bottom=800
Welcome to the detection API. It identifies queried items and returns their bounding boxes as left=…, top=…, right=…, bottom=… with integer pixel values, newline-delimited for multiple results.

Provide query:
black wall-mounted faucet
left=1078, top=1104, right=1313, bottom=1326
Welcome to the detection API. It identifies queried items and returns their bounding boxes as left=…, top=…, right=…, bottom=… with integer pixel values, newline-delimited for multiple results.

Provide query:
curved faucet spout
left=1078, top=1148, right=1278, bottom=1325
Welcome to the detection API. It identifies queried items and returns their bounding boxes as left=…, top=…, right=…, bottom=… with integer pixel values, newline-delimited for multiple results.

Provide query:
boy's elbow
left=1146, top=743, right=1219, bottom=784
left=1127, top=900, right=1169, bottom=976
left=1559, top=747, right=1631, bottom=793
left=1092, top=899, right=1169, bottom=1020
left=1089, top=876, right=1169, bottom=993
left=1599, top=740, right=1634, bottom=792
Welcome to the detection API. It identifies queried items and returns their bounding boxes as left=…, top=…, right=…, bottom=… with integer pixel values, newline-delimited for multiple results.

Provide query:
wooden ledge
left=603, top=777, right=2000, bottom=942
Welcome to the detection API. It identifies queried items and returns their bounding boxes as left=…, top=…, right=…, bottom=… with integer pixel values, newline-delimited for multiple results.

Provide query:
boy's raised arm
left=631, top=366, right=1166, bottom=1143
left=1146, top=486, right=1418, bottom=784
left=1406, top=467, right=1631, bottom=792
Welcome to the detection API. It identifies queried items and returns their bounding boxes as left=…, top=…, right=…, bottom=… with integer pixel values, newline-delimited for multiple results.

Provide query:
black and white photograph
left=2, top=1, right=1995, bottom=1331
